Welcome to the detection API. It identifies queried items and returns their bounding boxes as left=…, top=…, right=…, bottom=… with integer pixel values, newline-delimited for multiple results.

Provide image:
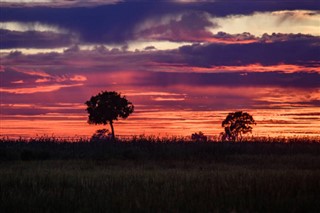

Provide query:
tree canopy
left=221, top=111, right=256, bottom=141
left=85, top=91, right=134, bottom=140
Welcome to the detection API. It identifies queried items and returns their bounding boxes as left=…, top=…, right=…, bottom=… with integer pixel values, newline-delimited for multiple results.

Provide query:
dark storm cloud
left=1, top=3, right=162, bottom=44
left=2, top=32, right=319, bottom=69
left=136, top=71, right=320, bottom=88
left=84, top=71, right=320, bottom=91
left=1, top=1, right=319, bottom=44
left=0, top=29, right=75, bottom=49
left=176, top=36, right=320, bottom=67
left=2, top=33, right=319, bottom=75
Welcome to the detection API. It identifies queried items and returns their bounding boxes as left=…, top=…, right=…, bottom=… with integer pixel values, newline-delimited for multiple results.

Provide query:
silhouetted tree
left=90, top=129, right=112, bottom=143
left=221, top=111, right=256, bottom=142
left=85, top=91, right=134, bottom=140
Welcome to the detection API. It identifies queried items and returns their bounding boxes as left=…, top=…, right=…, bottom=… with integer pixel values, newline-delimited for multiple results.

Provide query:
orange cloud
left=0, top=83, right=83, bottom=94
left=254, top=88, right=320, bottom=104
left=152, top=97, right=186, bottom=101
left=35, top=78, right=50, bottom=83
left=125, top=91, right=186, bottom=96
left=70, top=75, right=87, bottom=82
left=11, top=67, right=51, bottom=77
left=1, top=103, right=84, bottom=110
left=11, top=80, right=24, bottom=84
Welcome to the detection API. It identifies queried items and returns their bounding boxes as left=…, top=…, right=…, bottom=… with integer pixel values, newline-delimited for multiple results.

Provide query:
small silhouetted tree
left=85, top=91, right=134, bottom=140
left=221, top=111, right=256, bottom=142
left=90, top=129, right=112, bottom=142
left=191, top=131, right=207, bottom=142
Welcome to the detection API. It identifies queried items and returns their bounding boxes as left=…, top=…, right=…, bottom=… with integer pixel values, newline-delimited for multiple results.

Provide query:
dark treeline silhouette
left=1, top=136, right=320, bottom=161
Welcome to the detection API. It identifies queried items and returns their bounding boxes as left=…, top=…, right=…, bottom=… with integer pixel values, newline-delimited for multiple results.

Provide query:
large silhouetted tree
left=85, top=91, right=134, bottom=140
left=221, top=111, right=256, bottom=142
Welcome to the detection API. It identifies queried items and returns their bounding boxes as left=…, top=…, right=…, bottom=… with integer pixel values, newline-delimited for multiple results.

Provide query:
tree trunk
left=239, top=132, right=243, bottom=142
left=109, top=121, right=115, bottom=141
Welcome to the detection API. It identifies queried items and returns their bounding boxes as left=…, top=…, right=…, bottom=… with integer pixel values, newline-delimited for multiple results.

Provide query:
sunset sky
left=0, top=0, right=319, bottom=138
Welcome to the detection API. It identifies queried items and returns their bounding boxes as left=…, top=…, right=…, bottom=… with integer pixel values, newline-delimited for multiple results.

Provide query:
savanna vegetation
left=1, top=91, right=319, bottom=212
left=1, top=136, right=320, bottom=213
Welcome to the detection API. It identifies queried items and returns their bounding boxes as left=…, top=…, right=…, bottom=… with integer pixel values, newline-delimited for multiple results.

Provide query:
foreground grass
left=1, top=138, right=320, bottom=212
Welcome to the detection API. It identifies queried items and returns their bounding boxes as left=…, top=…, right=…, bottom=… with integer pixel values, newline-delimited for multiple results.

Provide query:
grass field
left=1, top=137, right=320, bottom=212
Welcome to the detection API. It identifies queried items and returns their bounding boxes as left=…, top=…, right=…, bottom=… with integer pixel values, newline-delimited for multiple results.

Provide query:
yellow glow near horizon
left=0, top=41, right=193, bottom=56
left=0, top=21, right=67, bottom=33
left=128, top=40, right=192, bottom=51
left=0, top=47, right=66, bottom=55
left=210, top=10, right=320, bottom=36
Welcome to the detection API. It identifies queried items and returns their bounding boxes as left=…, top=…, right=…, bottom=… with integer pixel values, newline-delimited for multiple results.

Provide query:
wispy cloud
left=135, top=11, right=217, bottom=42
left=152, top=97, right=186, bottom=101
left=11, top=67, right=51, bottom=77
left=1, top=66, right=87, bottom=94
left=11, top=80, right=24, bottom=84
left=0, top=0, right=122, bottom=8
left=0, top=21, right=66, bottom=33
left=0, top=83, right=83, bottom=94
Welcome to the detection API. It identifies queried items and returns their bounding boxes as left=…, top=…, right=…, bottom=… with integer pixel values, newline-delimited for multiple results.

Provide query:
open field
left=1, top=137, right=320, bottom=212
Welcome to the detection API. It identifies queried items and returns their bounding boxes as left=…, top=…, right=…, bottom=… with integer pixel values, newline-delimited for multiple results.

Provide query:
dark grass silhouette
left=1, top=136, right=320, bottom=212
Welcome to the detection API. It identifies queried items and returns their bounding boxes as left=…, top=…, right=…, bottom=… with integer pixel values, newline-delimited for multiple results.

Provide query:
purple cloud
left=0, top=29, right=75, bottom=49
left=135, top=11, right=217, bottom=42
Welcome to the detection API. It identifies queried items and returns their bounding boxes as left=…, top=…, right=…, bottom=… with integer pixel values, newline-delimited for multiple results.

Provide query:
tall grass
left=0, top=136, right=320, bottom=212
left=1, top=136, right=320, bottom=161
